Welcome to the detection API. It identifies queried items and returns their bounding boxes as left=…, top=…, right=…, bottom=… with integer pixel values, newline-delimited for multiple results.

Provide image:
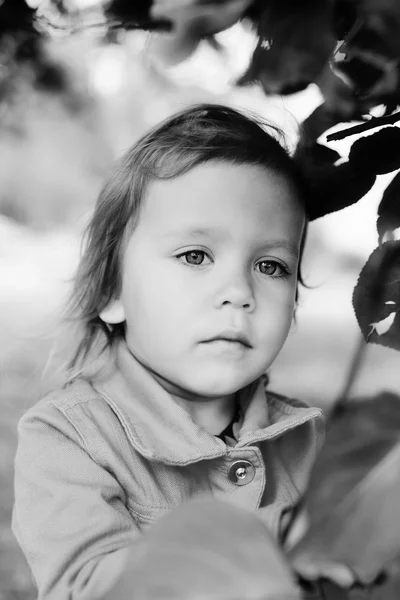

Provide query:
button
left=228, top=460, right=255, bottom=485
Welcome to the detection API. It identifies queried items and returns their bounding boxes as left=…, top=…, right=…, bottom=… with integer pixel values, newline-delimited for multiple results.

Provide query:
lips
left=202, top=330, right=252, bottom=348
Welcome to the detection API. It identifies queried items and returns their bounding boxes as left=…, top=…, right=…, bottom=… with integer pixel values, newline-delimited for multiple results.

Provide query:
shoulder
left=16, top=377, right=134, bottom=472
left=19, top=378, right=102, bottom=423
left=17, top=378, right=117, bottom=442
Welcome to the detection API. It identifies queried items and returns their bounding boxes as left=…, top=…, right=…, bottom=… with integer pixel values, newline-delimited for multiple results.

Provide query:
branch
left=326, top=110, right=400, bottom=142
left=36, top=15, right=171, bottom=35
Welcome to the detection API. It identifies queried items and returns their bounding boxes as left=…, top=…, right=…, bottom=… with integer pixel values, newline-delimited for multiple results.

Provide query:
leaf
left=151, top=0, right=253, bottom=36
left=290, top=392, right=400, bottom=587
left=377, top=171, right=400, bottom=243
left=291, top=441, right=400, bottom=583
left=368, top=310, right=397, bottom=337
left=332, top=0, right=359, bottom=40
left=352, top=240, right=400, bottom=350
left=298, top=104, right=345, bottom=148
left=105, top=0, right=156, bottom=25
left=108, top=499, right=301, bottom=600
left=335, top=55, right=384, bottom=93
left=349, top=127, right=400, bottom=175
left=295, top=142, right=341, bottom=173
left=146, top=0, right=253, bottom=67
left=358, top=0, right=400, bottom=58
left=0, top=0, right=37, bottom=33
left=306, top=162, right=376, bottom=220
left=237, top=0, right=336, bottom=95
left=315, top=63, right=361, bottom=118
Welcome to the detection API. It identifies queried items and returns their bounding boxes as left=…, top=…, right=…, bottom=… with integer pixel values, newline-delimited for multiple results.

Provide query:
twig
left=326, top=110, right=400, bottom=142
left=330, top=332, right=367, bottom=419
left=36, top=15, right=171, bottom=35
left=331, top=17, right=364, bottom=59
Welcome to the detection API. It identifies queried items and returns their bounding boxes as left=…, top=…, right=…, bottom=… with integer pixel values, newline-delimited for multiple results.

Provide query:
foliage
left=0, top=0, right=68, bottom=103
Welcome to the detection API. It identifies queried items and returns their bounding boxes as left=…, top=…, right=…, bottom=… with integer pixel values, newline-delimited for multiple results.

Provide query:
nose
left=213, top=269, right=255, bottom=311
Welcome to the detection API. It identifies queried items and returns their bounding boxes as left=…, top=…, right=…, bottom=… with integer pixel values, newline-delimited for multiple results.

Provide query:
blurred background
left=1, top=11, right=400, bottom=599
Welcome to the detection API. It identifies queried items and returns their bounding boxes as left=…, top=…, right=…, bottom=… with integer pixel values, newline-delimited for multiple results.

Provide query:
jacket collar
left=93, top=341, right=322, bottom=465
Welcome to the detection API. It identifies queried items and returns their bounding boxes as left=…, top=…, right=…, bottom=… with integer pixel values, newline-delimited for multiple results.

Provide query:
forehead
left=139, top=162, right=304, bottom=240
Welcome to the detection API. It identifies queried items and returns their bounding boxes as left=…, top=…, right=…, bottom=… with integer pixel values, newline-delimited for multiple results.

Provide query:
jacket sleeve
left=12, top=399, right=140, bottom=600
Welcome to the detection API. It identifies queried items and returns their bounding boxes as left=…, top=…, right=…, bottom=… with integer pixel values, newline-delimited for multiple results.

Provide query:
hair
left=64, top=103, right=309, bottom=381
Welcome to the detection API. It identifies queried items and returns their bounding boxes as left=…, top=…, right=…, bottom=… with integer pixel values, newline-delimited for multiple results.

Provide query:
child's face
left=112, top=161, right=305, bottom=400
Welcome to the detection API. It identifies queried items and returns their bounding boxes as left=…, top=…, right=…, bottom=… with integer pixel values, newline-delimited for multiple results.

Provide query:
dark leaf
left=105, top=0, right=153, bottom=22
left=342, top=53, right=400, bottom=107
left=295, top=142, right=341, bottom=176
left=358, top=0, right=400, bottom=58
left=377, top=172, right=400, bottom=243
left=307, top=162, right=376, bottom=220
left=335, top=56, right=384, bottom=93
left=332, top=0, right=358, bottom=40
left=0, top=0, right=36, bottom=34
left=316, top=64, right=361, bottom=119
left=104, top=0, right=172, bottom=30
left=352, top=241, right=400, bottom=350
left=346, top=22, right=398, bottom=60
left=150, top=0, right=253, bottom=36
left=348, top=127, right=400, bottom=175
left=238, top=0, right=335, bottom=95
left=298, top=104, right=344, bottom=148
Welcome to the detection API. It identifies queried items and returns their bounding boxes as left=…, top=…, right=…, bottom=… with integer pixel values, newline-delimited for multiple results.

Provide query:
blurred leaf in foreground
left=291, top=392, right=400, bottom=587
left=107, top=499, right=301, bottom=600
left=238, top=0, right=336, bottom=95
left=291, top=441, right=400, bottom=585
left=147, top=0, right=252, bottom=66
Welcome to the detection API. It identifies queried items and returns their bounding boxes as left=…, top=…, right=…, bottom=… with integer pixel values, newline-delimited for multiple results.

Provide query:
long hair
left=64, top=103, right=309, bottom=382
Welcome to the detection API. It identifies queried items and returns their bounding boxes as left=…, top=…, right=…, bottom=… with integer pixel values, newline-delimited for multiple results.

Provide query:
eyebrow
left=261, top=240, right=300, bottom=259
left=162, top=227, right=226, bottom=239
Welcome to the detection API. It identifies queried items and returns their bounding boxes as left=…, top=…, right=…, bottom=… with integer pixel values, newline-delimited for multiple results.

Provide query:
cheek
left=258, top=288, right=296, bottom=336
left=121, top=268, right=191, bottom=333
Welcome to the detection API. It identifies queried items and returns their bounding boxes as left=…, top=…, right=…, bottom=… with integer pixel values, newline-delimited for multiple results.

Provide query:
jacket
left=12, top=340, right=324, bottom=599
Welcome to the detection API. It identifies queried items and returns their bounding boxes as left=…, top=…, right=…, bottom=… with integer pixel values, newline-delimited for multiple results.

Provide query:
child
left=12, top=104, right=324, bottom=599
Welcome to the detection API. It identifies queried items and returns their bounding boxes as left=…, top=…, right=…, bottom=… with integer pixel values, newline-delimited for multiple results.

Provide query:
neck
left=128, top=351, right=237, bottom=435
left=146, top=369, right=236, bottom=435
left=172, top=392, right=237, bottom=435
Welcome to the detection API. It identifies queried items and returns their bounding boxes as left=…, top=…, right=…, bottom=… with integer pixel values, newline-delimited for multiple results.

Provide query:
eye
left=256, top=260, right=288, bottom=277
left=177, top=250, right=211, bottom=266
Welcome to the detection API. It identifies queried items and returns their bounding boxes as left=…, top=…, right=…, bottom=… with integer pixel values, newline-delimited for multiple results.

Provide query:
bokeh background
left=1, top=20, right=400, bottom=599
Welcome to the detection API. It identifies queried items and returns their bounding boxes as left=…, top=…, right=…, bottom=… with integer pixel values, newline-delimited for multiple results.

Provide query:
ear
left=99, top=299, right=125, bottom=324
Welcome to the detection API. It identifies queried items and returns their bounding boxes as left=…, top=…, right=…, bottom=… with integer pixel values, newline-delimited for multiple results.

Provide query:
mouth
left=202, top=331, right=252, bottom=348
